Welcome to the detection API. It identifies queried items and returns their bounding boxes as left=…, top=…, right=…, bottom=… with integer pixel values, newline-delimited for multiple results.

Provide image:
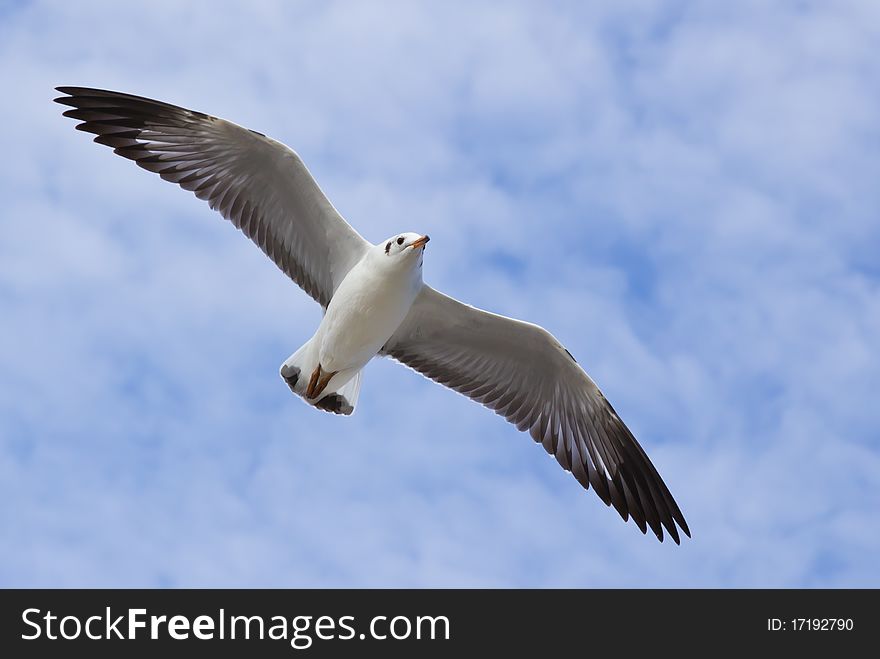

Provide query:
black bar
left=1, top=589, right=875, bottom=656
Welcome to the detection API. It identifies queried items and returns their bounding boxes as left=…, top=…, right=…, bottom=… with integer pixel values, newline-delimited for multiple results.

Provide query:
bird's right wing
left=383, top=285, right=690, bottom=543
left=55, top=86, right=369, bottom=307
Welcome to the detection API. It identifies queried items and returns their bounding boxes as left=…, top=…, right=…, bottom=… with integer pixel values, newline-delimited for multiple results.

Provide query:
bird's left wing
left=55, top=87, right=369, bottom=307
left=382, top=285, right=690, bottom=543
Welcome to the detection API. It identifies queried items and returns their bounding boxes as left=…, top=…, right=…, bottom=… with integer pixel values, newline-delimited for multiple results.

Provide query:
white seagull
left=55, top=87, right=690, bottom=543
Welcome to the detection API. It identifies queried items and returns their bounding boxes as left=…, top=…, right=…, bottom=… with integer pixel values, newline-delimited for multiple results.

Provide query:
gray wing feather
left=55, top=86, right=369, bottom=307
left=383, top=286, right=690, bottom=543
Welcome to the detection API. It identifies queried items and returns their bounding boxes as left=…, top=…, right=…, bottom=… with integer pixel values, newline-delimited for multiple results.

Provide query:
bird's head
left=380, top=232, right=430, bottom=260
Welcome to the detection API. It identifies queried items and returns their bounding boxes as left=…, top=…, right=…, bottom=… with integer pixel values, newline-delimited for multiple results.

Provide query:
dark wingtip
left=55, top=86, right=83, bottom=97
left=54, top=87, right=72, bottom=105
left=664, top=519, right=689, bottom=544
left=55, top=85, right=97, bottom=95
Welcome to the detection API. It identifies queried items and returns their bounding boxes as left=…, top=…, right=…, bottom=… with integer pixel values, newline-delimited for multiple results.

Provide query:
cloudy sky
left=1, top=0, right=878, bottom=587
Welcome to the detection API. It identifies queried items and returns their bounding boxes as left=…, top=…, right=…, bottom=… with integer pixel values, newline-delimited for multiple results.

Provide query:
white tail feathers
left=279, top=341, right=363, bottom=415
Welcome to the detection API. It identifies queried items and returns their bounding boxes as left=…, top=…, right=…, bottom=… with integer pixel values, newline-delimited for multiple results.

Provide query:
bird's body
left=55, top=86, right=691, bottom=543
left=319, top=237, right=425, bottom=374
left=281, top=235, right=428, bottom=413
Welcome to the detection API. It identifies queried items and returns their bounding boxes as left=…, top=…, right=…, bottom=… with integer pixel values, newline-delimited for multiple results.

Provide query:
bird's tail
left=279, top=340, right=362, bottom=416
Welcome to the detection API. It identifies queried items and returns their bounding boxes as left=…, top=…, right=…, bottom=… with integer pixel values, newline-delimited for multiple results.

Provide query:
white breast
left=316, top=251, right=423, bottom=372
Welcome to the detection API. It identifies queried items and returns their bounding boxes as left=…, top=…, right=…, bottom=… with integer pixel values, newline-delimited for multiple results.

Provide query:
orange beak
left=410, top=235, right=430, bottom=249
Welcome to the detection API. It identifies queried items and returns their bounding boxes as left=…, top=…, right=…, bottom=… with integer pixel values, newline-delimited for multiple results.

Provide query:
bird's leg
left=312, top=369, right=338, bottom=399
left=305, top=364, right=338, bottom=399
left=306, top=364, right=323, bottom=399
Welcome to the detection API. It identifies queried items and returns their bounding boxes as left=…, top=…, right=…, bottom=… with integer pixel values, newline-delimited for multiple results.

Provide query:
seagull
left=55, top=86, right=690, bottom=543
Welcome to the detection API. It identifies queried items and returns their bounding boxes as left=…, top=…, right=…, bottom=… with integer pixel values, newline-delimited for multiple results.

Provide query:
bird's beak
left=410, top=235, right=430, bottom=249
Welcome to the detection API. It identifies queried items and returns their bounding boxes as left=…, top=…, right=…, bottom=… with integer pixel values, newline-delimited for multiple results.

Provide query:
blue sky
left=1, top=0, right=879, bottom=587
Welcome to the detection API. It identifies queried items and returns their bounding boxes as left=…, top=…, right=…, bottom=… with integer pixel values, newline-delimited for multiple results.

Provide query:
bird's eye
left=397, top=236, right=404, bottom=245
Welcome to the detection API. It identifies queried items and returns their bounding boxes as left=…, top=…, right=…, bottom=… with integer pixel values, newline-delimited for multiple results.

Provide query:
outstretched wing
left=383, top=286, right=690, bottom=543
left=55, top=86, right=369, bottom=307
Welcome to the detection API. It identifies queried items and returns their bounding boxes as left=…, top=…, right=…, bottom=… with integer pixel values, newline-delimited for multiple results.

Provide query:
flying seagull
left=55, top=86, right=690, bottom=543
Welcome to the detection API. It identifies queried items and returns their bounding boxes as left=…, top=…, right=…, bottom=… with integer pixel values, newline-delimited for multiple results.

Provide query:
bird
left=55, top=86, right=690, bottom=544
